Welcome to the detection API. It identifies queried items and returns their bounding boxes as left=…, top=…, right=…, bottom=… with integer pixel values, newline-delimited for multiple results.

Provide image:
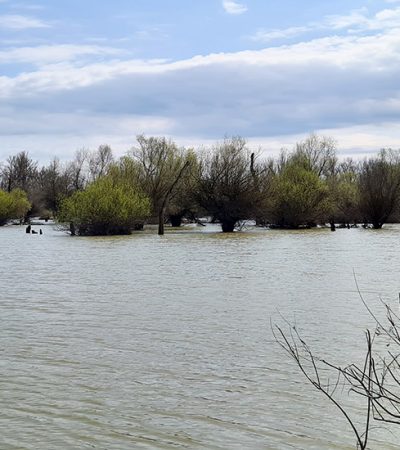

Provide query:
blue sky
left=0, top=0, right=399, bottom=161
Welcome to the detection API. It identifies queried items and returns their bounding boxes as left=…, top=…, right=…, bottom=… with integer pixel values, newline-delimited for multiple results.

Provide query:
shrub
left=58, top=176, right=150, bottom=235
left=0, top=188, right=31, bottom=225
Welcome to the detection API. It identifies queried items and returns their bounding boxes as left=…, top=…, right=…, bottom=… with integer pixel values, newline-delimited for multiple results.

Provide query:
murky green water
left=1, top=223, right=400, bottom=449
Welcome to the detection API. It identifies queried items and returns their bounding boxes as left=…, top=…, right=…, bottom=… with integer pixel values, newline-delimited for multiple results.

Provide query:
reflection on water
left=1, top=223, right=400, bottom=449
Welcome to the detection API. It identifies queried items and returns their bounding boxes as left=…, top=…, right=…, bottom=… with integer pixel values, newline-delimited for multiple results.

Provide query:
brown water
left=1, top=223, right=400, bottom=449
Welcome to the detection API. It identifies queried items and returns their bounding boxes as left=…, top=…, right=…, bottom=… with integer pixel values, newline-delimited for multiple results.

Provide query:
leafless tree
left=65, top=148, right=89, bottom=191
left=0, top=151, right=38, bottom=193
left=37, top=158, right=71, bottom=213
left=295, top=134, right=337, bottom=178
left=89, top=144, right=114, bottom=181
left=274, top=282, right=400, bottom=449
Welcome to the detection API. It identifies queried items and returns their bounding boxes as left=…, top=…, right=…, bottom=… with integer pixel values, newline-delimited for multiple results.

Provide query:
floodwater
left=1, top=223, right=400, bottom=449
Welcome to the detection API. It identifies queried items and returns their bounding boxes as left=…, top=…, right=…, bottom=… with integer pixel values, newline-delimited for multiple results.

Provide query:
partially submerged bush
left=0, top=188, right=31, bottom=225
left=269, top=162, right=331, bottom=228
left=58, top=176, right=150, bottom=235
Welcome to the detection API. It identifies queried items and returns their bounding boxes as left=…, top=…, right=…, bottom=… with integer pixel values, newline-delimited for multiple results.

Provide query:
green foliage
left=330, top=171, right=360, bottom=224
left=269, top=162, right=331, bottom=228
left=0, top=188, right=31, bottom=225
left=58, top=176, right=151, bottom=235
left=3, top=134, right=400, bottom=233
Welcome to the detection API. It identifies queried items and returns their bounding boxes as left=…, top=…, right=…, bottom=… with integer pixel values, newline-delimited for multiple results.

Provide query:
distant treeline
left=1, top=134, right=400, bottom=235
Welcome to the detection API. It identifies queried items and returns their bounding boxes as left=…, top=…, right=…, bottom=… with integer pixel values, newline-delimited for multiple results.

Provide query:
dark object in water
left=25, top=224, right=31, bottom=234
left=39, top=229, right=43, bottom=235
left=32, top=229, right=38, bottom=234
left=70, top=222, right=76, bottom=236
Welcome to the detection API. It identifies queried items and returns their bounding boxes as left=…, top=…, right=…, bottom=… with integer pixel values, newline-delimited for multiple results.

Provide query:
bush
left=58, top=176, right=151, bottom=235
left=0, top=188, right=31, bottom=225
left=269, top=162, right=330, bottom=228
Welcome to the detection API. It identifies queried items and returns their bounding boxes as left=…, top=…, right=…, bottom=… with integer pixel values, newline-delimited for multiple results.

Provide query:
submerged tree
left=0, top=189, right=31, bottom=225
left=263, top=135, right=337, bottom=228
left=268, top=158, right=331, bottom=228
left=0, top=151, right=38, bottom=217
left=36, top=157, right=72, bottom=215
left=166, top=150, right=200, bottom=227
left=58, top=176, right=150, bottom=236
left=358, top=149, right=400, bottom=229
left=331, top=168, right=360, bottom=226
left=196, top=137, right=263, bottom=232
left=132, top=135, right=191, bottom=235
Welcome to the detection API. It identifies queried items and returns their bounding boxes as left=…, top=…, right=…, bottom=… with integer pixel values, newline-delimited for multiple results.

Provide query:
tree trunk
left=158, top=160, right=190, bottom=236
left=158, top=208, right=165, bottom=235
left=221, top=220, right=236, bottom=232
left=69, top=222, right=76, bottom=236
left=170, top=214, right=183, bottom=227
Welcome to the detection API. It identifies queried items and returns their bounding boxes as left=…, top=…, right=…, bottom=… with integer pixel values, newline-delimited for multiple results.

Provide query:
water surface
left=1, top=223, right=400, bottom=449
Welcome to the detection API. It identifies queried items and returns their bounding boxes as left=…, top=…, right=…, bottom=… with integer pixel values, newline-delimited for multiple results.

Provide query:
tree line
left=1, top=134, right=400, bottom=235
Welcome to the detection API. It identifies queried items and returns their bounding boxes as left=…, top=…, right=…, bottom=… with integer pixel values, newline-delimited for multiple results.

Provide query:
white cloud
left=0, top=14, right=50, bottom=29
left=0, top=109, right=175, bottom=161
left=1, top=31, right=399, bottom=99
left=251, top=26, right=310, bottom=42
left=1, top=11, right=400, bottom=160
left=222, top=0, right=247, bottom=15
left=251, top=6, right=400, bottom=43
left=324, top=8, right=369, bottom=29
left=375, top=7, right=400, bottom=22
left=10, top=3, right=45, bottom=10
left=246, top=123, right=400, bottom=160
left=0, top=44, right=123, bottom=65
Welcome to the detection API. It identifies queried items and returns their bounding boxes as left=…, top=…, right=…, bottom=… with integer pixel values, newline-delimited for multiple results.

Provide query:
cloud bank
left=0, top=3, right=399, bottom=160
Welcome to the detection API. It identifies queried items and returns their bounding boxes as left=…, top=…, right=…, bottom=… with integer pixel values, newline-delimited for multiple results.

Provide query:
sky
left=0, top=0, right=400, bottom=162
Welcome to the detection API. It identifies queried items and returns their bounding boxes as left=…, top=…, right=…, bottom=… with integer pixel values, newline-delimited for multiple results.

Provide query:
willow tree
left=0, top=151, right=38, bottom=193
left=58, top=176, right=150, bottom=236
left=358, top=149, right=400, bottom=229
left=263, top=134, right=337, bottom=228
left=89, top=145, right=114, bottom=181
left=132, top=135, right=190, bottom=235
left=0, top=189, right=31, bottom=225
left=294, top=134, right=337, bottom=178
left=196, top=137, right=263, bottom=232
left=36, top=158, right=72, bottom=215
left=268, top=160, right=331, bottom=228
left=330, top=165, right=360, bottom=226
left=166, top=150, right=200, bottom=227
